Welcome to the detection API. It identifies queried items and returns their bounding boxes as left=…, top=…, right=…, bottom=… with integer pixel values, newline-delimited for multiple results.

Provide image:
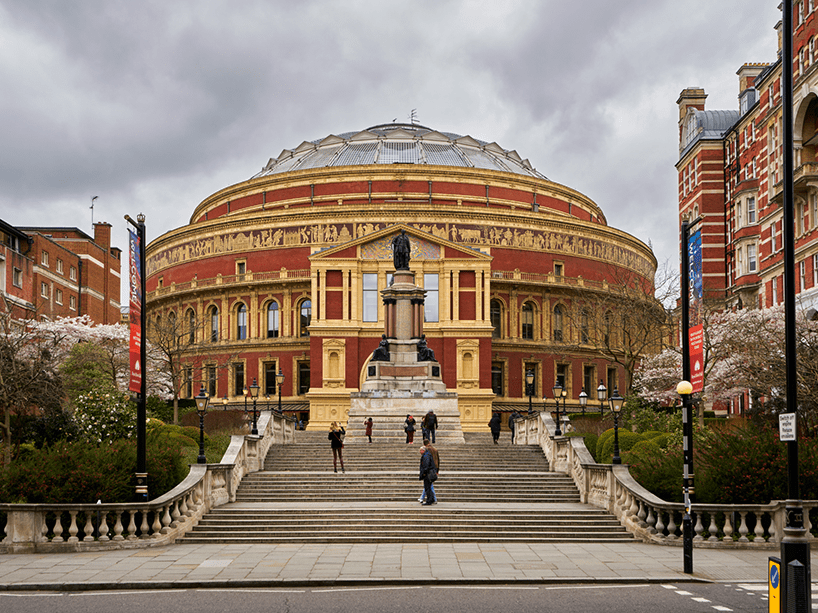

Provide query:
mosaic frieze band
left=147, top=222, right=653, bottom=277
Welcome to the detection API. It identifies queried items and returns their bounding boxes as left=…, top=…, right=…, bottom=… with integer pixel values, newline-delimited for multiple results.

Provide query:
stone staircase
left=179, top=431, right=632, bottom=544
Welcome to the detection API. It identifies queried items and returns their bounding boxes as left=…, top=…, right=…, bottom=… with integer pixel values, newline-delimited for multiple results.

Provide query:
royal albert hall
left=145, top=123, right=657, bottom=431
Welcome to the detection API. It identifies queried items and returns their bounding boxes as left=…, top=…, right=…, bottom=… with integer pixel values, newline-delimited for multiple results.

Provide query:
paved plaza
left=0, top=540, right=804, bottom=591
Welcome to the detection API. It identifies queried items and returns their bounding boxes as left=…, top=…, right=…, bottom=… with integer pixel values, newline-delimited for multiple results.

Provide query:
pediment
left=310, top=223, right=492, bottom=263
left=348, top=130, right=379, bottom=141
left=418, top=131, right=451, bottom=143
left=317, top=134, right=346, bottom=147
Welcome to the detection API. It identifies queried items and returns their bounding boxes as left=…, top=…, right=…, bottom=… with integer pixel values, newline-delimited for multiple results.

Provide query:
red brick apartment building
left=677, top=1, right=818, bottom=411
left=0, top=220, right=121, bottom=324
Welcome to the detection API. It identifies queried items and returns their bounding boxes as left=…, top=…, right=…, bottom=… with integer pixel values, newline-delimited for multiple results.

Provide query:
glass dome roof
left=252, top=123, right=547, bottom=180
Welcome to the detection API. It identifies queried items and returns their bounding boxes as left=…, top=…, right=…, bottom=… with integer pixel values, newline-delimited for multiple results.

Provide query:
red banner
left=128, top=229, right=143, bottom=394
left=689, top=324, right=703, bottom=393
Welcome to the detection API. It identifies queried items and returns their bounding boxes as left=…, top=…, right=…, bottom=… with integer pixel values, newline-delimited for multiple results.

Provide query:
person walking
left=365, top=417, right=373, bottom=443
left=488, top=412, right=501, bottom=444
left=418, top=438, right=439, bottom=504
left=418, top=445, right=436, bottom=505
left=509, top=410, right=521, bottom=444
left=328, top=421, right=345, bottom=473
left=422, top=410, right=438, bottom=444
left=404, top=414, right=416, bottom=444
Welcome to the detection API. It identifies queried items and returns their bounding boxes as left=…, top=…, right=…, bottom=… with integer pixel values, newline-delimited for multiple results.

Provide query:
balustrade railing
left=515, top=412, right=817, bottom=549
left=0, top=411, right=294, bottom=553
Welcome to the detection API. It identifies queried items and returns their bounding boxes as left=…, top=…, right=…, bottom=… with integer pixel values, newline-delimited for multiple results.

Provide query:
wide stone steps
left=181, top=509, right=632, bottom=544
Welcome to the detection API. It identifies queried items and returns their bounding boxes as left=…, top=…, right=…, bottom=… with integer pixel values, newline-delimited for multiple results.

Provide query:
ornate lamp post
left=249, top=378, right=260, bottom=435
left=552, top=382, right=563, bottom=436
left=609, top=388, right=624, bottom=465
left=579, top=388, right=588, bottom=416
left=276, top=368, right=285, bottom=415
left=525, top=369, right=534, bottom=415
left=597, top=380, right=607, bottom=416
left=194, top=384, right=210, bottom=464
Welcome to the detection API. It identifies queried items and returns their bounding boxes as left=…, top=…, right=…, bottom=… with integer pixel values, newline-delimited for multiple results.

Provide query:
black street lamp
left=597, top=380, right=607, bottom=416
left=609, top=388, right=624, bottom=465
left=677, top=379, right=694, bottom=575
left=552, top=382, right=563, bottom=436
left=579, top=388, right=588, bottom=416
left=525, top=369, right=534, bottom=415
left=249, top=377, right=260, bottom=435
left=195, top=384, right=210, bottom=464
left=276, top=368, right=285, bottom=415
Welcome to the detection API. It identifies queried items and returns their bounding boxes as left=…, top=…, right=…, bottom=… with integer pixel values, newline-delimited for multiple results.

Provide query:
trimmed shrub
left=0, top=433, right=187, bottom=504
left=624, top=442, right=683, bottom=502
left=73, top=387, right=136, bottom=444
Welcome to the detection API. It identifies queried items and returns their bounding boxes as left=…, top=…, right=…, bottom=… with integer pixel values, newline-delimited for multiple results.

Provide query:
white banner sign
left=779, top=413, right=796, bottom=442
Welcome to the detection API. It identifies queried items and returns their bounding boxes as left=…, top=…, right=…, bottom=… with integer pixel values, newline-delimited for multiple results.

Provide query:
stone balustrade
left=0, top=411, right=294, bottom=553
left=515, top=412, right=817, bottom=549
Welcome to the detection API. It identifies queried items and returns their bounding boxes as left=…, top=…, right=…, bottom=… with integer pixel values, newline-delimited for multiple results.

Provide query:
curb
left=0, top=576, right=715, bottom=592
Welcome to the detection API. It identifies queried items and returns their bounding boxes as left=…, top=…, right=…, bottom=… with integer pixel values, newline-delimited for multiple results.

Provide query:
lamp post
left=552, top=382, right=563, bottom=436
left=609, top=388, right=624, bottom=465
left=276, top=368, right=285, bottom=415
left=195, top=384, right=210, bottom=464
left=579, top=388, right=588, bottom=416
left=525, top=369, right=534, bottom=415
left=249, top=378, right=260, bottom=435
left=677, top=379, right=694, bottom=575
left=597, top=380, right=607, bottom=416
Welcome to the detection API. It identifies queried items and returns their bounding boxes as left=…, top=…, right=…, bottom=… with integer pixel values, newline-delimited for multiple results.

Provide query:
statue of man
left=371, top=334, right=390, bottom=362
left=391, top=229, right=411, bottom=270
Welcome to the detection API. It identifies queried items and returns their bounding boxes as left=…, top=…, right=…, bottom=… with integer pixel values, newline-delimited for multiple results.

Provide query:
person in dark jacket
left=509, top=410, right=521, bottom=444
left=488, top=412, right=501, bottom=444
left=418, top=445, right=436, bottom=505
left=328, top=421, right=345, bottom=473
left=365, top=417, right=373, bottom=443
left=418, top=438, right=440, bottom=504
left=404, top=414, right=416, bottom=444
left=421, top=410, right=438, bottom=443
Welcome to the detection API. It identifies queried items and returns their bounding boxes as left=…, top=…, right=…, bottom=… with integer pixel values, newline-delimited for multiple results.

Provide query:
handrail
left=149, top=269, right=311, bottom=299
left=0, top=411, right=295, bottom=553
left=515, top=412, right=815, bottom=549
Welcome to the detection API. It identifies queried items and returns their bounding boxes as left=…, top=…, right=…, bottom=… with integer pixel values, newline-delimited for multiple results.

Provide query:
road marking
left=70, top=591, right=187, bottom=596
left=711, top=607, right=732, bottom=612
left=660, top=584, right=677, bottom=589
left=542, top=585, right=651, bottom=591
left=313, top=586, right=424, bottom=593
left=0, top=594, right=64, bottom=598
left=431, top=586, right=540, bottom=590
left=692, top=597, right=711, bottom=602
left=674, top=590, right=693, bottom=595
left=197, top=589, right=306, bottom=593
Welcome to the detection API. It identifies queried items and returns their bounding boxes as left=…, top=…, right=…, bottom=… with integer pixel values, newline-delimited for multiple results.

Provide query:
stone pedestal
left=345, top=269, right=465, bottom=444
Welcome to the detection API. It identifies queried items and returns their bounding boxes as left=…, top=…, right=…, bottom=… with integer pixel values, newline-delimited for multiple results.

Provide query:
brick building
left=676, top=1, right=818, bottom=412
left=146, top=123, right=657, bottom=430
left=0, top=220, right=121, bottom=324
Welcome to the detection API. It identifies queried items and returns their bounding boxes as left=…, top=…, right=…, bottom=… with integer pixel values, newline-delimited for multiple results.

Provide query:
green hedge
left=0, top=432, right=188, bottom=504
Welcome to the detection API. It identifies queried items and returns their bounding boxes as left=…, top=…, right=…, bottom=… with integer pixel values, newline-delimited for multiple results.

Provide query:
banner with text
left=128, top=228, right=143, bottom=394
left=688, top=228, right=704, bottom=392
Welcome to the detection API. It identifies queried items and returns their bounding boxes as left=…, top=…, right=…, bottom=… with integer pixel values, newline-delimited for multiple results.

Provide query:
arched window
left=209, top=306, right=219, bottom=342
left=490, top=299, right=503, bottom=338
left=580, top=308, right=590, bottom=344
left=299, top=300, right=311, bottom=337
left=553, top=305, right=564, bottom=342
left=187, top=309, right=196, bottom=344
left=521, top=302, right=534, bottom=340
left=267, top=302, right=280, bottom=338
left=236, top=303, right=247, bottom=340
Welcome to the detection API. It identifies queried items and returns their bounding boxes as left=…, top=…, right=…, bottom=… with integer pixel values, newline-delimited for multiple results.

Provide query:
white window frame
left=55, top=288, right=63, bottom=305
left=800, top=260, right=807, bottom=290
left=12, top=267, right=22, bottom=288
left=748, top=244, right=757, bottom=273
left=40, top=282, right=49, bottom=298
left=814, top=254, right=818, bottom=286
left=69, top=295, right=76, bottom=311
left=772, top=277, right=778, bottom=304
left=747, top=197, right=756, bottom=224
left=41, top=250, right=49, bottom=267
left=771, top=222, right=778, bottom=253
left=56, top=259, right=63, bottom=274
left=736, top=247, right=744, bottom=276
left=69, top=266, right=77, bottom=281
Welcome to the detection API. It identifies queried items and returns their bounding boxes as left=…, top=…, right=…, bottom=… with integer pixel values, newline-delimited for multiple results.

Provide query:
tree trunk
left=3, top=408, right=10, bottom=467
left=173, top=396, right=179, bottom=425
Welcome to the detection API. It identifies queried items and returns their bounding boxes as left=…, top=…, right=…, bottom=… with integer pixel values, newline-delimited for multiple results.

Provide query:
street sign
left=779, top=413, right=796, bottom=442
left=768, top=557, right=780, bottom=613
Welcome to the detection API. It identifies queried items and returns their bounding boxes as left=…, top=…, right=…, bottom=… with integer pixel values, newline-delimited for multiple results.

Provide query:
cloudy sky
left=0, top=0, right=783, bottom=304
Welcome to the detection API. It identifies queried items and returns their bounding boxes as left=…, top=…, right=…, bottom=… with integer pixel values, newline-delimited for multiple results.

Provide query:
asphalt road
left=0, top=583, right=779, bottom=613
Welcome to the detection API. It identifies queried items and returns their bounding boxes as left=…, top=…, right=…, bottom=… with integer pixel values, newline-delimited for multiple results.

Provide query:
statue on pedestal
left=391, top=229, right=411, bottom=271
left=417, top=334, right=436, bottom=362
left=371, top=334, right=390, bottom=362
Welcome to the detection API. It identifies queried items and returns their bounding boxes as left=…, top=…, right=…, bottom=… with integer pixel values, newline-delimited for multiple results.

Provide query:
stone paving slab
left=0, top=541, right=812, bottom=591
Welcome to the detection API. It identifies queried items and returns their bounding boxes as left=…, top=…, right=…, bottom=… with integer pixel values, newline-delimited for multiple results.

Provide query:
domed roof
left=252, top=123, right=547, bottom=180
